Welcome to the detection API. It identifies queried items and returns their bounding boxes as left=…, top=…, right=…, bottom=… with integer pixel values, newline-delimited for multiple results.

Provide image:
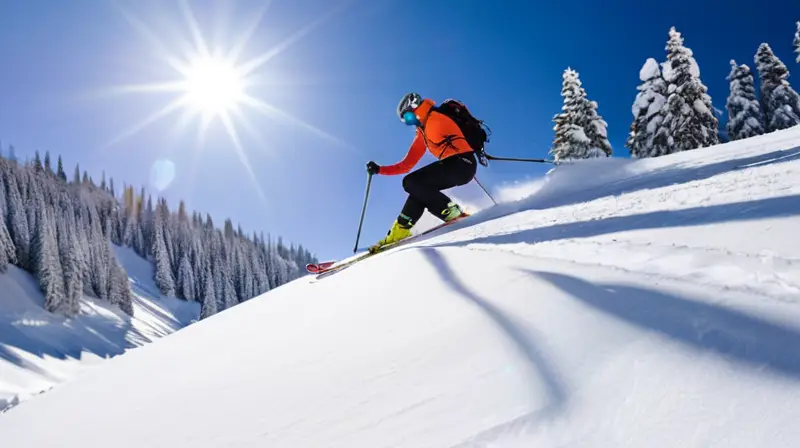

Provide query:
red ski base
left=305, top=260, right=335, bottom=274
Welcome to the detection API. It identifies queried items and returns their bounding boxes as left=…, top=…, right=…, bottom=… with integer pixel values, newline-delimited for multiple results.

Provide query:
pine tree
left=177, top=253, right=195, bottom=301
left=108, top=258, right=134, bottom=316
left=550, top=68, right=611, bottom=161
left=726, top=60, right=766, bottom=141
left=755, top=43, right=800, bottom=132
left=73, top=164, right=80, bottom=184
left=44, top=152, right=52, bottom=174
left=627, top=58, right=669, bottom=157
left=56, top=209, right=81, bottom=316
left=660, top=27, right=719, bottom=153
left=152, top=225, right=175, bottom=296
left=33, top=206, right=66, bottom=314
left=56, top=156, right=67, bottom=182
left=33, top=152, right=43, bottom=173
left=200, top=263, right=217, bottom=319
left=88, top=216, right=110, bottom=301
left=0, top=213, right=15, bottom=272
left=795, top=22, right=800, bottom=63
left=4, top=168, right=31, bottom=270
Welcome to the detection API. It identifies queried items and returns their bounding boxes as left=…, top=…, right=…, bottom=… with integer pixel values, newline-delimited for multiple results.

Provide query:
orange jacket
left=379, top=98, right=473, bottom=175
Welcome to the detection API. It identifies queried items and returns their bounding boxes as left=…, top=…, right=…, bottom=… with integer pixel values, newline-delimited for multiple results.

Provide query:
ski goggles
left=401, top=110, right=420, bottom=126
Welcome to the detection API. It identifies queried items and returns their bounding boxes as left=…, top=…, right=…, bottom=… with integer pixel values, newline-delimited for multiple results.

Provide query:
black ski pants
left=398, top=152, right=477, bottom=226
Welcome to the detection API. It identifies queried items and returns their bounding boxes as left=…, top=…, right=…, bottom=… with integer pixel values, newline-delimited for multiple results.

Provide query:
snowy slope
left=0, top=245, right=199, bottom=413
left=1, top=127, right=800, bottom=447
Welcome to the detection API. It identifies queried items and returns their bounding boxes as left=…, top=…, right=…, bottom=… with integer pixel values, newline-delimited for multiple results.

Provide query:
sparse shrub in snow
left=755, top=43, right=800, bottom=132
left=726, top=60, right=766, bottom=140
left=660, top=27, right=719, bottom=153
left=550, top=68, right=612, bottom=161
left=627, top=58, right=670, bottom=157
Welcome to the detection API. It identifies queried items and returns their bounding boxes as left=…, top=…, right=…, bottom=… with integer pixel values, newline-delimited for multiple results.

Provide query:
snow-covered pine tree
left=627, top=58, right=669, bottom=157
left=550, top=68, right=611, bottom=161
left=582, top=100, right=612, bottom=158
left=660, top=27, right=719, bottom=153
left=177, top=253, right=195, bottom=301
left=89, top=215, right=111, bottom=301
left=43, top=152, right=51, bottom=174
left=33, top=206, right=66, bottom=314
left=4, top=168, right=31, bottom=270
left=200, top=263, right=217, bottom=319
left=55, top=201, right=81, bottom=316
left=795, top=22, right=800, bottom=63
left=0, top=211, right=15, bottom=272
left=152, top=224, right=175, bottom=296
left=56, top=156, right=67, bottom=182
left=726, top=60, right=766, bottom=141
left=754, top=43, right=800, bottom=132
left=107, top=258, right=133, bottom=316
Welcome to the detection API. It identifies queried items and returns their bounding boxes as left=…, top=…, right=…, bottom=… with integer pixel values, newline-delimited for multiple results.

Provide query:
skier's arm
left=379, top=129, right=426, bottom=175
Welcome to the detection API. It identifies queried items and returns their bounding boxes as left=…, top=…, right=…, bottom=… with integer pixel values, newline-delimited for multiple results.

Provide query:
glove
left=366, top=161, right=380, bottom=175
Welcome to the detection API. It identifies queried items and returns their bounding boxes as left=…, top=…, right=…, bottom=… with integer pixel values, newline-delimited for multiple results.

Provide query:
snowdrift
left=1, top=127, right=800, bottom=447
left=0, top=245, right=199, bottom=413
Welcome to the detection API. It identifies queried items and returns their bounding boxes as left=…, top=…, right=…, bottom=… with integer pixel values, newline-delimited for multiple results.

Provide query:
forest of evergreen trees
left=550, top=24, right=800, bottom=161
left=0, top=147, right=317, bottom=320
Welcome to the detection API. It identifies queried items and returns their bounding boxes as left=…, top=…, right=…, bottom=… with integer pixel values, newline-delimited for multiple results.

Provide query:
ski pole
left=474, top=176, right=497, bottom=206
left=353, top=172, right=373, bottom=253
left=486, top=153, right=557, bottom=164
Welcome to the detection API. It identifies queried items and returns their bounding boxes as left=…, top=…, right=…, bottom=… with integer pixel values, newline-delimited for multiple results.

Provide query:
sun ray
left=228, top=104, right=271, bottom=159
left=111, top=0, right=184, bottom=73
left=238, top=0, right=355, bottom=77
left=178, top=0, right=210, bottom=58
left=240, top=96, right=359, bottom=154
left=228, top=0, right=274, bottom=63
left=99, top=81, right=187, bottom=97
left=220, top=112, right=269, bottom=207
left=102, top=96, right=190, bottom=149
left=197, top=110, right=215, bottom=142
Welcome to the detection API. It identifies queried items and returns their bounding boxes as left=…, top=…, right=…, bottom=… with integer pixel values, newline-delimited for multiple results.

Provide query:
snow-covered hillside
left=2, top=127, right=800, bottom=447
left=0, top=245, right=199, bottom=413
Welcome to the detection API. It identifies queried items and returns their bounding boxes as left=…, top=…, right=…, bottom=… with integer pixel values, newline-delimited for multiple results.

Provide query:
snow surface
left=0, top=245, right=199, bottom=413
left=2, top=127, right=800, bottom=446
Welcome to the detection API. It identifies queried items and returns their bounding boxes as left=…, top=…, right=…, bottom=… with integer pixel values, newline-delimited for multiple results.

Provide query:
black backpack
left=432, top=99, right=491, bottom=166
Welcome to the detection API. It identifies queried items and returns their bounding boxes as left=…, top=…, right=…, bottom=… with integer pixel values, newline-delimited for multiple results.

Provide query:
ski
left=308, top=213, right=470, bottom=279
left=305, top=260, right=336, bottom=274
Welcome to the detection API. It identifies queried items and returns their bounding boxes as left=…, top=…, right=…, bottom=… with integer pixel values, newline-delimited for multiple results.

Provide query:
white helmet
left=396, top=92, right=423, bottom=123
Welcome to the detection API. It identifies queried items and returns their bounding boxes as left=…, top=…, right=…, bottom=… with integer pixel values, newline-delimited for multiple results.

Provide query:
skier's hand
left=366, top=161, right=380, bottom=175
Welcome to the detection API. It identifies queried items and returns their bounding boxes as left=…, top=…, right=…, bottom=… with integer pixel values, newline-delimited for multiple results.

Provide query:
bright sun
left=182, top=55, right=246, bottom=118
left=97, top=0, right=357, bottom=203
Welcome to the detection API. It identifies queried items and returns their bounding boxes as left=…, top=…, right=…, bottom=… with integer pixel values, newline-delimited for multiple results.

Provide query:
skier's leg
left=369, top=153, right=476, bottom=253
left=397, top=194, right=425, bottom=228
left=402, top=152, right=477, bottom=220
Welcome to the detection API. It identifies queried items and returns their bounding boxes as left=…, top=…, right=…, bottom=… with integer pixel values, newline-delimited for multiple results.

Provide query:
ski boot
left=440, top=202, right=469, bottom=222
left=369, top=219, right=412, bottom=254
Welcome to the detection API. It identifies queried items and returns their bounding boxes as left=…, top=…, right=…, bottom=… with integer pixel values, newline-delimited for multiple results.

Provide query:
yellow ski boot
left=441, top=202, right=468, bottom=222
left=369, top=220, right=412, bottom=254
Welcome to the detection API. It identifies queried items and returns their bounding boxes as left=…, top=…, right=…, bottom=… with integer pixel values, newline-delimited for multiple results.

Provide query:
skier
left=365, top=92, right=477, bottom=253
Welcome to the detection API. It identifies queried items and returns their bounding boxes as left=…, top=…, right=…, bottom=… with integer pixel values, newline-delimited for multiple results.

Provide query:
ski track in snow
left=410, top=131, right=800, bottom=306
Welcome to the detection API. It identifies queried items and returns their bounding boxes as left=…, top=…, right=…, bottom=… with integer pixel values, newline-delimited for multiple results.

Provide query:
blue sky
left=0, top=0, right=798, bottom=261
